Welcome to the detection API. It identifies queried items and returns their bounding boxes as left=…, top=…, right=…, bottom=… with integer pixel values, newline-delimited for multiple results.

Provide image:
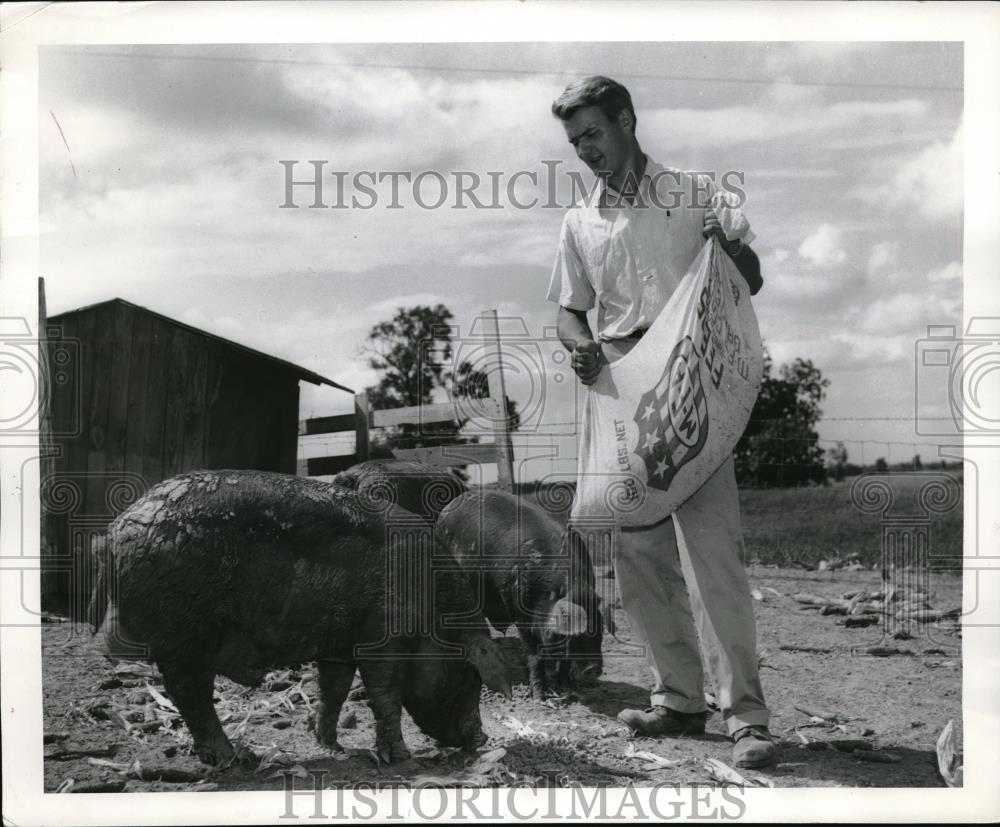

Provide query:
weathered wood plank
left=392, top=444, right=501, bottom=467
left=140, top=321, right=168, bottom=485
left=60, top=306, right=98, bottom=610
left=205, top=345, right=255, bottom=469
left=372, top=401, right=463, bottom=429
left=205, top=347, right=294, bottom=472
left=483, top=310, right=515, bottom=492
left=44, top=311, right=78, bottom=611
left=123, top=311, right=153, bottom=482
left=277, top=377, right=300, bottom=474
left=47, top=311, right=78, bottom=446
left=63, top=306, right=99, bottom=617
left=84, top=302, right=117, bottom=519
left=104, top=302, right=134, bottom=478
left=354, top=392, right=370, bottom=462
left=251, top=368, right=292, bottom=471
left=66, top=307, right=97, bottom=508
left=181, top=328, right=209, bottom=470
left=306, top=454, right=359, bottom=477
left=38, top=279, right=59, bottom=608
left=299, top=412, right=356, bottom=436
left=161, top=324, right=188, bottom=477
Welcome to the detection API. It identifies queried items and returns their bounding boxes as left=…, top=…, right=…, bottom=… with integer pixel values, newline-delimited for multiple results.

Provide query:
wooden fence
left=298, top=310, right=516, bottom=491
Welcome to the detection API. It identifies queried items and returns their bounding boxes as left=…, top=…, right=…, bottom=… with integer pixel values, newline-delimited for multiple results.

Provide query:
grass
left=522, top=472, right=964, bottom=572
left=739, top=473, right=963, bottom=570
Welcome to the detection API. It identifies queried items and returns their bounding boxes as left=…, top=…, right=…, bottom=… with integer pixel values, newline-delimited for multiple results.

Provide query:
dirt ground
left=42, top=566, right=961, bottom=793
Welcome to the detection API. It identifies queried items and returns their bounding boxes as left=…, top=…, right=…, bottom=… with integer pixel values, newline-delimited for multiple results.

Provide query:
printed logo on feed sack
left=629, top=258, right=751, bottom=493
left=632, top=335, right=709, bottom=492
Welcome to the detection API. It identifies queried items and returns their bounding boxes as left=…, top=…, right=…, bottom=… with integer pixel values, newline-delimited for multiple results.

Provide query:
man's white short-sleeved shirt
left=547, top=157, right=755, bottom=341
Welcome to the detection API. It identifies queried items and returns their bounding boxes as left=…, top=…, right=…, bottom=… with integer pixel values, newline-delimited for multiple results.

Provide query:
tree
left=826, top=441, right=848, bottom=482
left=874, top=457, right=888, bottom=472
left=734, top=348, right=830, bottom=487
left=361, top=304, right=453, bottom=412
left=359, top=304, right=520, bottom=460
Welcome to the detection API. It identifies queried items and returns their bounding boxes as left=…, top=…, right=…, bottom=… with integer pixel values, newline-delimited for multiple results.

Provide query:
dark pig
left=436, top=489, right=604, bottom=699
left=94, top=470, right=510, bottom=766
left=332, top=460, right=467, bottom=522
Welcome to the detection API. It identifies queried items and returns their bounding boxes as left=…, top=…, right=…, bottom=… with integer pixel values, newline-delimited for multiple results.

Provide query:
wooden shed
left=41, top=297, right=352, bottom=616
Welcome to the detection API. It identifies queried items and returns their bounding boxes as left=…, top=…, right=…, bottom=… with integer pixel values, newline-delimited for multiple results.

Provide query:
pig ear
left=547, top=598, right=588, bottom=636
left=464, top=635, right=512, bottom=699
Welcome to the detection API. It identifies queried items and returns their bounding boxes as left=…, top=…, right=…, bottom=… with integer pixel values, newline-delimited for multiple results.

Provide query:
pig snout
left=464, top=636, right=513, bottom=699
left=434, top=714, right=486, bottom=752
left=419, top=697, right=485, bottom=751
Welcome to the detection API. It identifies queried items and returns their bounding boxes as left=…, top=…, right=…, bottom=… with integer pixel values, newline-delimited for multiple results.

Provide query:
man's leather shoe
left=732, top=725, right=777, bottom=768
left=617, top=706, right=706, bottom=736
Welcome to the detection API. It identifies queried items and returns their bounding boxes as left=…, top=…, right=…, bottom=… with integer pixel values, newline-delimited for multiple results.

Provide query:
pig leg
left=357, top=659, right=409, bottom=764
left=553, top=658, right=574, bottom=694
left=314, top=658, right=356, bottom=752
left=520, top=632, right=550, bottom=700
left=160, top=661, right=239, bottom=766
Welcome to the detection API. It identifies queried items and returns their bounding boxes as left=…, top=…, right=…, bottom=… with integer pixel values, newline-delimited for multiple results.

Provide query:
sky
left=37, top=40, right=965, bottom=477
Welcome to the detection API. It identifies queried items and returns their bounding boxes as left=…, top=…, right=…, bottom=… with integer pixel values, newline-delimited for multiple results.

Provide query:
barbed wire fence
left=298, top=414, right=964, bottom=489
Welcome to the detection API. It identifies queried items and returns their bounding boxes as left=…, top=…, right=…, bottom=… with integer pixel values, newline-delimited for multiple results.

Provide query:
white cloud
left=829, top=331, right=911, bottom=366
left=35, top=44, right=967, bottom=463
left=825, top=127, right=955, bottom=153
left=762, top=78, right=824, bottom=107
left=280, top=63, right=556, bottom=172
left=855, top=288, right=959, bottom=338
left=798, top=224, right=846, bottom=267
left=762, top=270, right=833, bottom=299
left=928, top=261, right=962, bottom=282
left=887, top=117, right=963, bottom=220
left=765, top=338, right=846, bottom=370
left=859, top=292, right=932, bottom=335
left=764, top=42, right=873, bottom=75
left=642, top=99, right=930, bottom=150
left=867, top=241, right=900, bottom=276
left=365, top=293, right=455, bottom=318
left=753, top=168, right=838, bottom=181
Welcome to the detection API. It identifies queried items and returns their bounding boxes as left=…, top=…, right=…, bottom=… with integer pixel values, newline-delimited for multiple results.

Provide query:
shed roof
left=48, top=298, right=354, bottom=393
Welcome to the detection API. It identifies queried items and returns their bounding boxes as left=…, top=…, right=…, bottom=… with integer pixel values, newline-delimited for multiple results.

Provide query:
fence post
left=354, top=391, right=371, bottom=462
left=484, top=310, right=515, bottom=492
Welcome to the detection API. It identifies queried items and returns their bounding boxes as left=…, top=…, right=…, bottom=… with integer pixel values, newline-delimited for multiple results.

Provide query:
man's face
left=561, top=105, right=634, bottom=182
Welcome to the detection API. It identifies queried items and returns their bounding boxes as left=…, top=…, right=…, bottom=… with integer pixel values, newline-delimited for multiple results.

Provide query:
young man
left=547, top=76, right=776, bottom=769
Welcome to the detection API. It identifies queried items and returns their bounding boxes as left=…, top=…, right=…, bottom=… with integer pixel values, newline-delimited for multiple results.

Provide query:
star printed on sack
left=631, top=335, right=710, bottom=493
left=642, top=431, right=661, bottom=451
